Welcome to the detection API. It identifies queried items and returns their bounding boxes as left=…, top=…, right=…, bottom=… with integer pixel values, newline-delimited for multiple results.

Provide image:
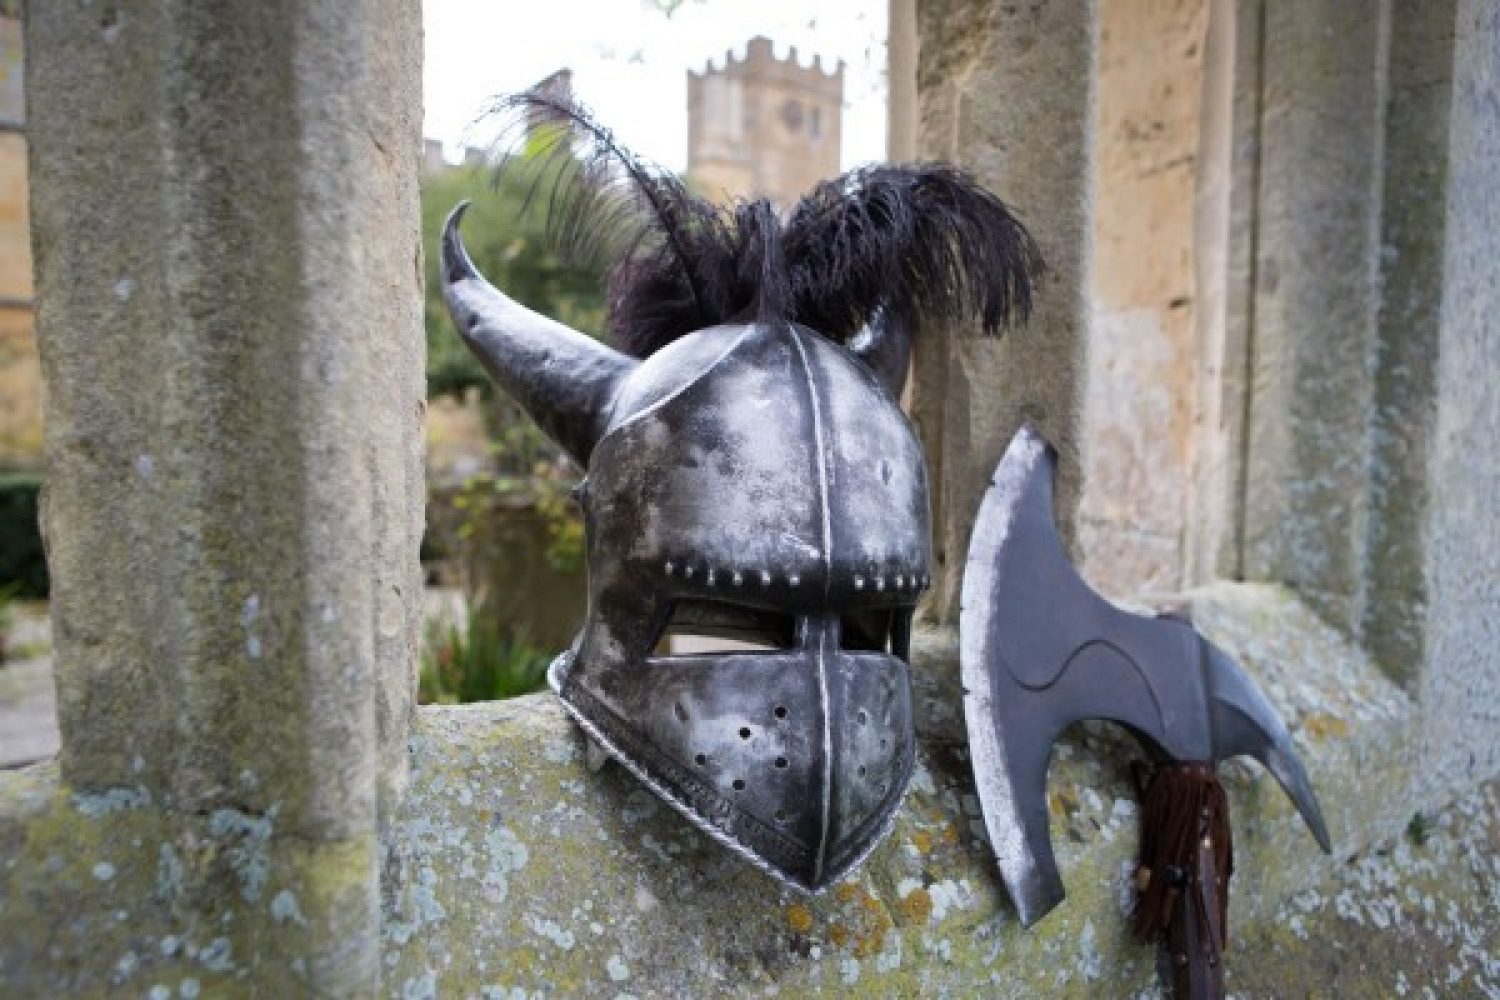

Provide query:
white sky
left=422, top=0, right=889, bottom=173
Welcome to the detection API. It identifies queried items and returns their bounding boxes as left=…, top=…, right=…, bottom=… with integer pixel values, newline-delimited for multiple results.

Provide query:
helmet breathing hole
left=738, top=726, right=752, bottom=740
left=773, top=705, right=788, bottom=719
left=732, top=778, right=746, bottom=791
left=775, top=757, right=788, bottom=769
left=694, top=753, right=707, bottom=766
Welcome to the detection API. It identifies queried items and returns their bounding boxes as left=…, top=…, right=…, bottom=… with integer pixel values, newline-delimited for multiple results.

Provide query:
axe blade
left=960, top=424, right=1330, bottom=926
left=959, top=425, right=1068, bottom=925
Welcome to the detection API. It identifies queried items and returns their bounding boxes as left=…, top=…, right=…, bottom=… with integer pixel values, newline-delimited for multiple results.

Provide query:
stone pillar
left=1361, top=0, right=1458, bottom=686
left=1235, top=0, right=1390, bottom=629
left=910, top=0, right=1100, bottom=626
left=1418, top=0, right=1500, bottom=796
left=19, top=1, right=423, bottom=992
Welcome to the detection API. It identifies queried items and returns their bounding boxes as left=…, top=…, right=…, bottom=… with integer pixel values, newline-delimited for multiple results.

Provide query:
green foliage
left=0, top=474, right=47, bottom=599
left=419, top=600, right=552, bottom=704
left=0, top=582, right=15, bottom=664
left=533, top=486, right=586, bottom=573
left=451, top=459, right=585, bottom=576
left=419, top=154, right=597, bottom=625
left=420, top=160, right=607, bottom=401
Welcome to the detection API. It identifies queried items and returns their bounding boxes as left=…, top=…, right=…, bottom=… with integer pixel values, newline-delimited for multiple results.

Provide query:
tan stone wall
left=0, top=134, right=27, bottom=300
left=683, top=157, right=756, bottom=205
left=0, top=302, right=38, bottom=467
left=1079, top=0, right=1208, bottom=597
left=0, top=16, right=37, bottom=470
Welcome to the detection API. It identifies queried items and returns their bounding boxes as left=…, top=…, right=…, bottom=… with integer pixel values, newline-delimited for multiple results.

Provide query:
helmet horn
left=441, top=201, right=637, bottom=467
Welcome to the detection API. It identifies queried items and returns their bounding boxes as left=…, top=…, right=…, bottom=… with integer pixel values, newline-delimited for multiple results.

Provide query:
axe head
left=959, top=425, right=1330, bottom=926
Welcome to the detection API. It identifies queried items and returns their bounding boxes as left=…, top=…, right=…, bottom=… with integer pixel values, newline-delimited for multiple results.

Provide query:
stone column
left=1192, top=0, right=1498, bottom=795
left=1235, top=0, right=1390, bottom=629
left=910, top=0, right=1100, bottom=626
left=1361, top=0, right=1458, bottom=685
left=20, top=1, right=423, bottom=992
left=1418, top=0, right=1500, bottom=798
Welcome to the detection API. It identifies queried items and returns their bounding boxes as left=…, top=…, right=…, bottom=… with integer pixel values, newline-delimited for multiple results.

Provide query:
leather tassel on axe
left=959, top=426, right=1331, bottom=999
left=1133, top=761, right=1233, bottom=999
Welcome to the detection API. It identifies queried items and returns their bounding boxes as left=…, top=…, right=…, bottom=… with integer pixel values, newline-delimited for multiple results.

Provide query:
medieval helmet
left=442, top=93, right=1040, bottom=892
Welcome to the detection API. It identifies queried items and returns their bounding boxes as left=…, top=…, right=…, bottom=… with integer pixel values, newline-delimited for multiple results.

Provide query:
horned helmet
left=442, top=93, right=1041, bottom=891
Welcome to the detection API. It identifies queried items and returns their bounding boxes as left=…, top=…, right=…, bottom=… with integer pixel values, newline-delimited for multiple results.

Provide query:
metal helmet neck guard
left=439, top=91, right=1040, bottom=892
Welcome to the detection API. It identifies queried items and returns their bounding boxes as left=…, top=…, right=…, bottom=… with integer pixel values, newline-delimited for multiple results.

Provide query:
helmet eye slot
left=656, top=600, right=917, bottom=659
left=836, top=608, right=915, bottom=661
left=661, top=598, right=797, bottom=654
left=840, top=609, right=899, bottom=653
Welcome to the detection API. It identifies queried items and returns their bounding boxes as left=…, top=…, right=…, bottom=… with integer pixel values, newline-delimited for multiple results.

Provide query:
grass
left=419, top=601, right=552, bottom=704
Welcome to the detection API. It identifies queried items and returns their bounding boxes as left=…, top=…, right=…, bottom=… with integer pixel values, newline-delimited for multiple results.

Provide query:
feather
left=482, top=90, right=1044, bottom=359
left=782, top=164, right=1043, bottom=343
left=482, top=91, right=758, bottom=354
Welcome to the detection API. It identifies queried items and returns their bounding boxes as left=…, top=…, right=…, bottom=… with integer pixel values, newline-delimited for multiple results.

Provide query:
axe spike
left=1204, top=643, right=1332, bottom=853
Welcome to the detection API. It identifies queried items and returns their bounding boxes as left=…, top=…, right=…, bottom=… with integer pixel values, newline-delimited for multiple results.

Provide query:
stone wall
left=1417, top=0, right=1500, bottom=805
left=6, top=584, right=1452, bottom=997
left=0, top=14, right=36, bottom=470
left=1079, top=0, right=1207, bottom=598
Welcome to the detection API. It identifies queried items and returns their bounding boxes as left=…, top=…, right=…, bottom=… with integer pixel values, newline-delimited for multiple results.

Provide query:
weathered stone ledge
left=378, top=583, right=1424, bottom=997
left=0, top=584, right=1455, bottom=996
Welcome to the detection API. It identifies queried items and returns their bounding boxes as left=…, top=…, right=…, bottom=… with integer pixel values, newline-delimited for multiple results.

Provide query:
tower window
left=781, top=99, right=804, bottom=132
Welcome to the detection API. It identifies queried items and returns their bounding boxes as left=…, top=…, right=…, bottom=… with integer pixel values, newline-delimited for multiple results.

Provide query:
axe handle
left=1163, top=819, right=1226, bottom=1000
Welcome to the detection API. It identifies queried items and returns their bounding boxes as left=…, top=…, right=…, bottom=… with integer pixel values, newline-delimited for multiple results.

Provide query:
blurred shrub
left=0, top=475, right=46, bottom=598
left=419, top=599, right=552, bottom=704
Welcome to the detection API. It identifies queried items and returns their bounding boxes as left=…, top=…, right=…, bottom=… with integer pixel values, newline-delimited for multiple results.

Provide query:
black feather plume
left=783, top=164, right=1044, bottom=343
left=483, top=90, right=1043, bottom=358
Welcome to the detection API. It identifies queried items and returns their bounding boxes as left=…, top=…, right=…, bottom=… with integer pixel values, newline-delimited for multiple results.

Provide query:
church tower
left=686, top=37, right=843, bottom=211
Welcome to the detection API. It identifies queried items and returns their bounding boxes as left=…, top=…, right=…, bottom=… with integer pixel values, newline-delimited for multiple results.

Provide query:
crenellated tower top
left=686, top=35, right=844, bottom=211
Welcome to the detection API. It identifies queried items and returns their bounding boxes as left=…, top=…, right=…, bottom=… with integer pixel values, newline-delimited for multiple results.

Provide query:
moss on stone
left=376, top=585, right=1423, bottom=997
left=0, top=764, right=381, bottom=997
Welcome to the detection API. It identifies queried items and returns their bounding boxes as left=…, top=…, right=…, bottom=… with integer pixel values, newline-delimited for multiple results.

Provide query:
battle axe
left=960, top=425, right=1331, bottom=998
